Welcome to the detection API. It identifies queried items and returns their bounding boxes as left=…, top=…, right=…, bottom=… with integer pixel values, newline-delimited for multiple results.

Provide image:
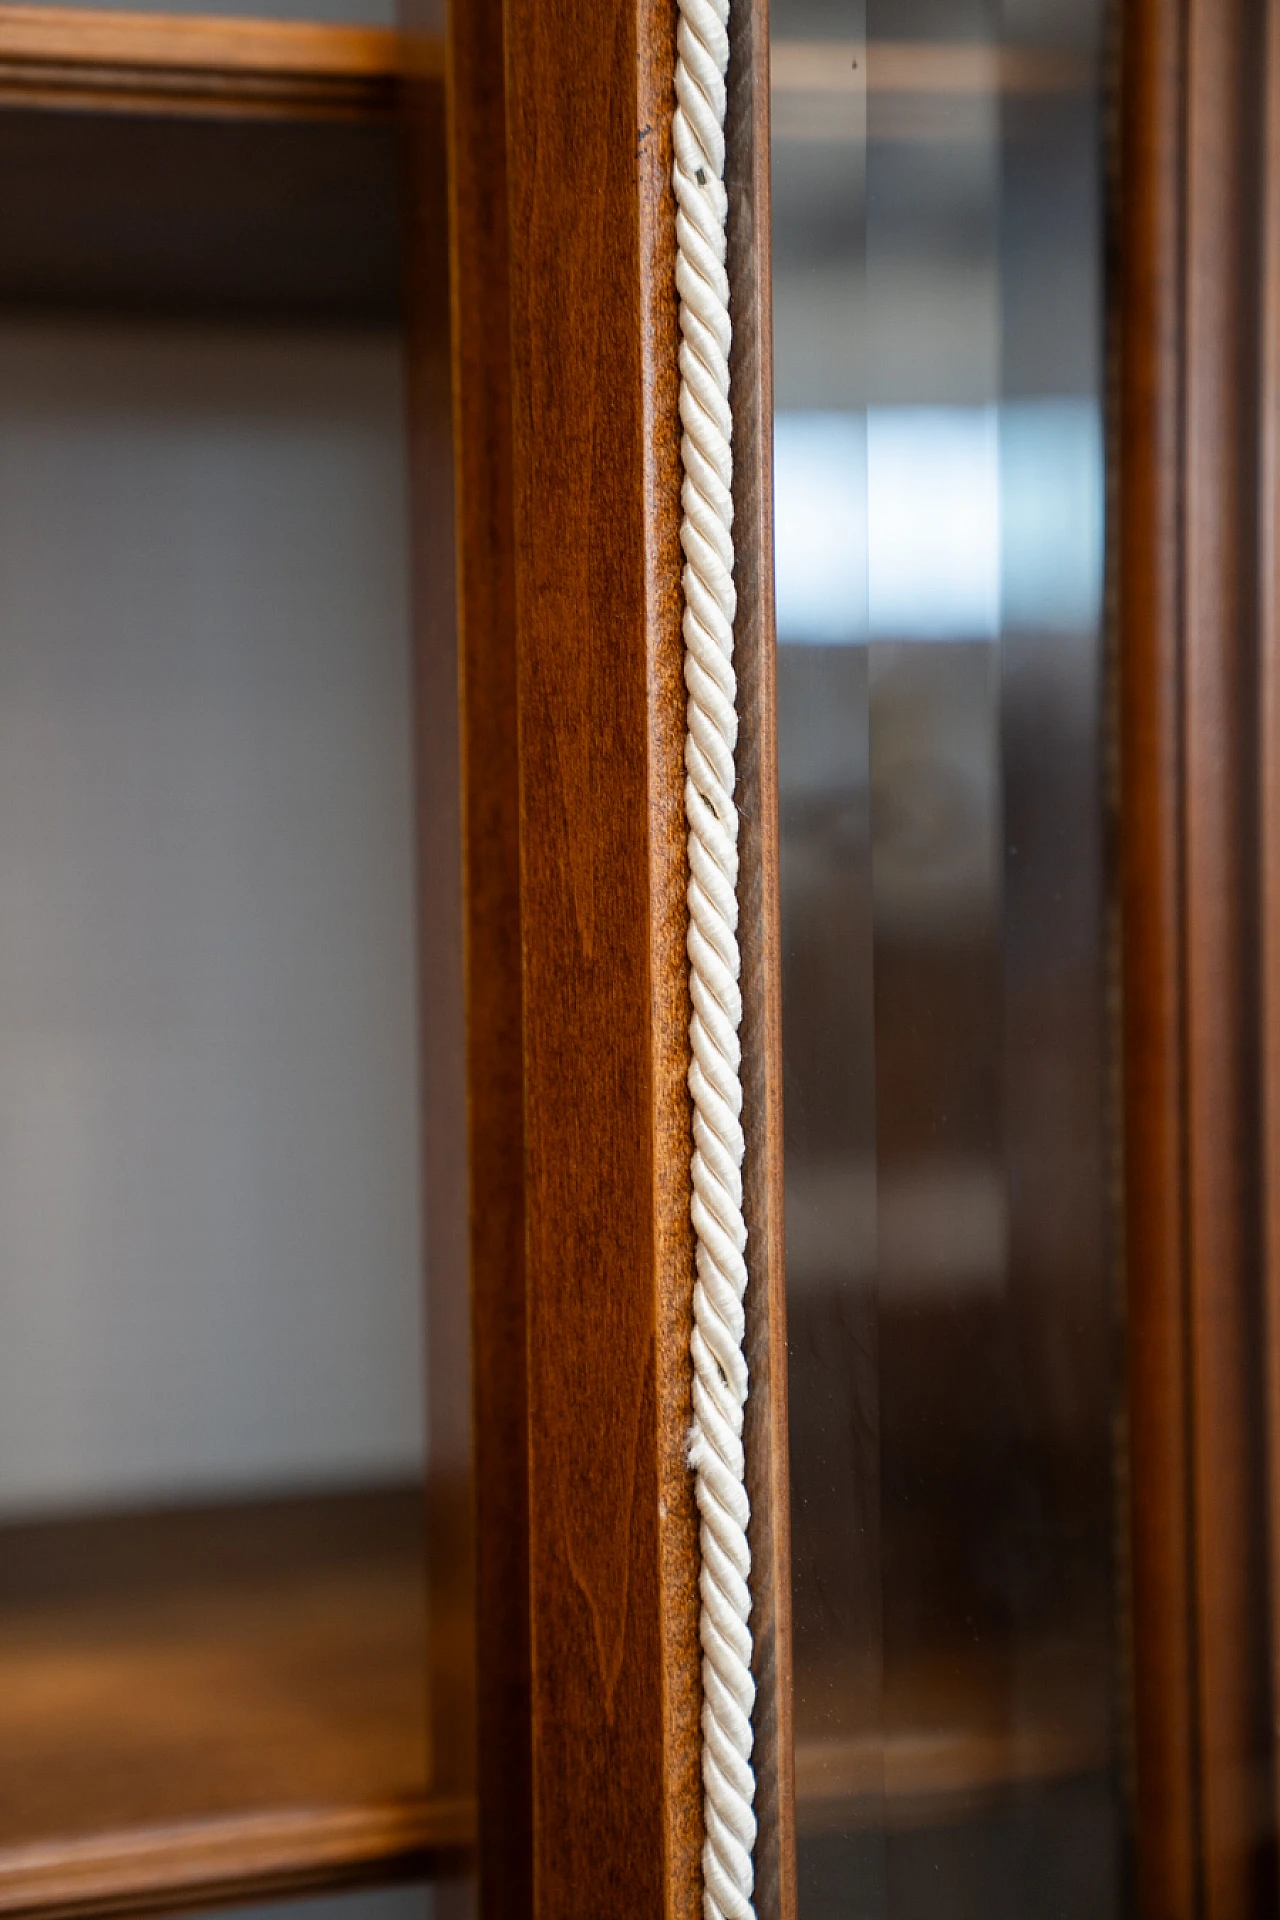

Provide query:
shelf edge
left=0, top=7, right=443, bottom=120
left=0, top=1796, right=475, bottom=1920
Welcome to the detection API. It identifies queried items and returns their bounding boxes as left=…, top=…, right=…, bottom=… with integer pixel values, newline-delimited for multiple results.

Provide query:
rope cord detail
left=673, top=3, right=755, bottom=1916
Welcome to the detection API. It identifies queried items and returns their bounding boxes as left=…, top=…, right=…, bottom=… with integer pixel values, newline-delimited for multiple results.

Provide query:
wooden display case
left=9, top=1, right=1279, bottom=1917
left=0, top=4, right=1113, bottom=1916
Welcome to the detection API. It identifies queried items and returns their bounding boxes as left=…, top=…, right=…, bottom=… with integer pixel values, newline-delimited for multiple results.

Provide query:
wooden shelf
left=0, top=1486, right=472, bottom=1920
left=0, top=6, right=409, bottom=119
left=793, top=1644, right=1111, bottom=1836
left=0, top=6, right=444, bottom=319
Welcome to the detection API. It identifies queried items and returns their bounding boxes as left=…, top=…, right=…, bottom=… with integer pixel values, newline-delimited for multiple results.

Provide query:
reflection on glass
left=771, top=4, right=1118, bottom=1914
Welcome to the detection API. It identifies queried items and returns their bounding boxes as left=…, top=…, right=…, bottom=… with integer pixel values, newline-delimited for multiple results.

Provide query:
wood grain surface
left=0, top=5, right=419, bottom=118
left=1120, top=0, right=1274, bottom=1911
left=415, top=0, right=534, bottom=1907
left=403, top=0, right=537, bottom=1910
left=0, top=1489, right=471, bottom=1920
left=411, top=0, right=796, bottom=1905
left=0, top=4, right=439, bottom=323
left=401, top=37, right=478, bottom=1920
left=500, top=0, right=701, bottom=1910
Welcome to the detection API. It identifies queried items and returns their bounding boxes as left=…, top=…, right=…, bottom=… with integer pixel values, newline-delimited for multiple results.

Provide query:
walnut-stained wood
left=0, top=7, right=444, bottom=320
left=417, top=0, right=796, bottom=1910
left=1265, top=0, right=1280, bottom=1893
left=726, top=2, right=796, bottom=1917
left=401, top=26, right=477, bottom=1917
left=0, top=6, right=409, bottom=119
left=500, top=0, right=701, bottom=1909
left=405, top=0, right=533, bottom=1910
left=1120, top=0, right=1274, bottom=1912
left=0, top=1488, right=471, bottom=1920
left=1118, top=2, right=1195, bottom=1908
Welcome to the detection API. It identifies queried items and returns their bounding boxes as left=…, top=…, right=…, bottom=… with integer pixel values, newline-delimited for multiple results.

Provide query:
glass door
left=770, top=5, right=1118, bottom=1913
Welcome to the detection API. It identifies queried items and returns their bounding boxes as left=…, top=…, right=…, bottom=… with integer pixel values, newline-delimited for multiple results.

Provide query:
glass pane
left=771, top=4, right=1119, bottom=1914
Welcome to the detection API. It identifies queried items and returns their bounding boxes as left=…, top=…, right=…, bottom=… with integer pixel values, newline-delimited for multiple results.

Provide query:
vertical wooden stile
left=1120, top=0, right=1275, bottom=1912
left=403, top=0, right=530, bottom=1908
left=400, top=10, right=484, bottom=1911
left=499, top=0, right=701, bottom=1907
left=1262, top=0, right=1280, bottom=1896
left=1181, top=4, right=1270, bottom=1911
left=401, top=0, right=797, bottom=1910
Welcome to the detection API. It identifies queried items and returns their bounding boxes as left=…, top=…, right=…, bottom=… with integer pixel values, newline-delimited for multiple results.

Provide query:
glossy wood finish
left=401, top=25, right=477, bottom=1912
left=0, top=1489, right=471, bottom=1920
left=0, top=7, right=444, bottom=320
left=1118, top=2, right=1195, bottom=1908
left=1120, top=0, right=1274, bottom=1911
left=0, top=6, right=407, bottom=118
left=502, top=1, right=701, bottom=1909
left=418, top=0, right=796, bottom=1909
left=410, top=0, right=534, bottom=1909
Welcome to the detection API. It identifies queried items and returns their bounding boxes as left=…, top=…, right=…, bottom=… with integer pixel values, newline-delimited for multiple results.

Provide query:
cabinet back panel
left=0, top=319, right=424, bottom=1514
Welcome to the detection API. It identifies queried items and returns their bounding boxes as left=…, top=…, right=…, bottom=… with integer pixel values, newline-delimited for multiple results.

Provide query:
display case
left=10, top=2, right=1280, bottom=1918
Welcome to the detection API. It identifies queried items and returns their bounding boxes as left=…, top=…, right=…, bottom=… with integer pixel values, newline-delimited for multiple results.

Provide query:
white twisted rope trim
left=674, top=3, right=755, bottom=1917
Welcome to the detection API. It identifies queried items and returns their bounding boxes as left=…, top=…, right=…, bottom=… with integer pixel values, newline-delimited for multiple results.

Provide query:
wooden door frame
left=405, top=0, right=1280, bottom=1912
left=404, top=0, right=795, bottom=1913
left=408, top=0, right=1280, bottom=1911
left=1119, top=0, right=1278, bottom=1913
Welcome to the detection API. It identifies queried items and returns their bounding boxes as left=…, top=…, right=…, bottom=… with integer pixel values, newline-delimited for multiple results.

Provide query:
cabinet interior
left=0, top=14, right=464, bottom=1917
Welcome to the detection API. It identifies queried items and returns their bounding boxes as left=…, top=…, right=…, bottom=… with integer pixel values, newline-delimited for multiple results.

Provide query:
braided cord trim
left=673, top=3, right=755, bottom=1916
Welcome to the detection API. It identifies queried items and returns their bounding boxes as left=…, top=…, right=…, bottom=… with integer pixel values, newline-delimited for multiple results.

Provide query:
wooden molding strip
left=499, top=0, right=705, bottom=1902
left=428, top=0, right=798, bottom=1906
left=0, top=1797, right=475, bottom=1920
left=1120, top=0, right=1276, bottom=1910
left=407, top=0, right=527, bottom=1908
left=0, top=5, right=438, bottom=120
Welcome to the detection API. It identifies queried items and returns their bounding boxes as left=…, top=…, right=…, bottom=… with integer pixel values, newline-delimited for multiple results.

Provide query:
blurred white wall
left=0, top=320, right=425, bottom=1514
